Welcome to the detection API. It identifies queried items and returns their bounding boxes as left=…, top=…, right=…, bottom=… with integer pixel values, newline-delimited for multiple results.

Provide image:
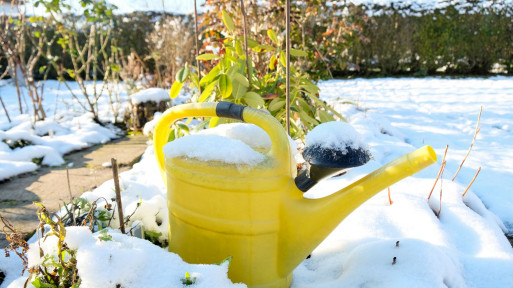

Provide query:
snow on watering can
left=153, top=102, right=437, bottom=288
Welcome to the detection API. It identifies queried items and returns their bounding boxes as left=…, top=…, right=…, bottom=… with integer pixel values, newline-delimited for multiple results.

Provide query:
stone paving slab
left=0, top=135, right=148, bottom=248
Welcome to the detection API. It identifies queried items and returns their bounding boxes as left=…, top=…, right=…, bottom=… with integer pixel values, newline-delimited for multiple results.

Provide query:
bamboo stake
left=240, top=0, right=251, bottom=88
left=0, top=95, right=11, bottom=122
left=428, top=145, right=448, bottom=200
left=111, top=158, right=125, bottom=234
left=462, top=167, right=481, bottom=197
left=452, top=106, right=482, bottom=181
left=437, top=160, right=446, bottom=218
left=193, top=0, right=201, bottom=93
left=285, top=0, right=291, bottom=135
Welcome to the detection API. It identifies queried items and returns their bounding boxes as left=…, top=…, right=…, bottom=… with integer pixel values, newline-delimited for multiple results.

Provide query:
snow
left=163, top=134, right=266, bottom=166
left=2, top=76, right=513, bottom=288
left=305, top=121, right=368, bottom=154
left=130, top=88, right=169, bottom=105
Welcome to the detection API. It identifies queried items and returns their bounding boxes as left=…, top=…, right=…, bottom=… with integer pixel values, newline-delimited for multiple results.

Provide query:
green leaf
left=28, top=16, right=38, bottom=23
left=290, top=48, right=308, bottom=57
left=222, top=11, right=235, bottom=33
left=218, top=74, right=233, bottom=99
left=299, top=110, right=319, bottom=126
left=256, top=44, right=275, bottom=52
left=176, top=67, right=190, bottom=83
left=233, top=73, right=249, bottom=87
left=98, top=229, right=113, bottom=242
left=209, top=117, right=220, bottom=128
left=197, top=53, right=220, bottom=61
left=200, top=64, right=221, bottom=87
left=267, top=29, right=279, bottom=44
left=247, top=38, right=259, bottom=48
left=66, top=69, right=75, bottom=79
left=231, top=76, right=248, bottom=100
left=216, top=256, right=233, bottom=268
left=235, top=40, right=244, bottom=57
left=170, top=81, right=183, bottom=99
left=243, top=92, right=265, bottom=108
left=34, top=31, right=41, bottom=38
left=177, top=123, right=190, bottom=133
left=279, top=51, right=287, bottom=67
left=269, top=55, right=277, bottom=70
left=318, top=110, right=335, bottom=123
left=110, top=63, right=120, bottom=72
left=269, top=99, right=285, bottom=112
left=199, top=81, right=217, bottom=102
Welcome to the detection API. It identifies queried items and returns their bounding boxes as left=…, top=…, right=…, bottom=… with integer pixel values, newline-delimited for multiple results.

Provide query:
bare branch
left=428, top=145, right=448, bottom=199
left=452, top=106, right=482, bottom=181
left=462, top=167, right=481, bottom=197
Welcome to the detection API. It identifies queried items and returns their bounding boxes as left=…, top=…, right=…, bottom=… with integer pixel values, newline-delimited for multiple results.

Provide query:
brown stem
left=111, top=158, right=125, bottom=234
left=240, top=0, right=251, bottom=89
left=194, top=0, right=202, bottom=92
left=428, top=145, right=448, bottom=199
left=0, top=95, right=11, bottom=122
left=437, top=161, right=446, bottom=218
left=285, top=0, right=291, bottom=135
left=388, top=187, right=393, bottom=205
left=452, top=106, right=482, bottom=181
left=462, top=167, right=481, bottom=197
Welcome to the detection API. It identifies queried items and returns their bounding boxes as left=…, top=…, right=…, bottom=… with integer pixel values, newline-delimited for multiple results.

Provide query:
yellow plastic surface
left=153, top=103, right=437, bottom=288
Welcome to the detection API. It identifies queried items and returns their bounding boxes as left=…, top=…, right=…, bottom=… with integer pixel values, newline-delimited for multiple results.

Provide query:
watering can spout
left=279, top=145, right=437, bottom=275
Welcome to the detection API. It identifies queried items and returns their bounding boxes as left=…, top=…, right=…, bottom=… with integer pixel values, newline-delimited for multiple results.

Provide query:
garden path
left=0, top=135, right=148, bottom=248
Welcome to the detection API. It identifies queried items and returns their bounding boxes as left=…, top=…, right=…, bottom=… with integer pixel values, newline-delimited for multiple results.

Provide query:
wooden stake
left=428, top=145, right=448, bottom=199
left=193, top=0, right=201, bottom=93
left=111, top=158, right=125, bottom=234
left=452, top=106, right=482, bottom=181
left=437, top=161, right=446, bottom=218
left=0, top=95, right=11, bottom=123
left=285, top=0, right=291, bottom=135
left=66, top=166, right=76, bottom=226
left=240, top=0, right=251, bottom=89
left=462, top=167, right=481, bottom=197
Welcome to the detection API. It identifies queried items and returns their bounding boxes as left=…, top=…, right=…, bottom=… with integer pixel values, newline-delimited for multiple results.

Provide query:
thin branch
left=285, top=0, right=291, bottom=135
left=193, top=0, right=202, bottom=92
left=388, top=187, right=393, bottom=205
left=428, top=145, right=448, bottom=199
left=0, top=95, right=11, bottom=122
left=462, top=167, right=481, bottom=197
left=452, top=106, right=482, bottom=181
left=437, top=160, right=446, bottom=218
left=240, top=0, right=251, bottom=89
left=111, top=158, right=125, bottom=234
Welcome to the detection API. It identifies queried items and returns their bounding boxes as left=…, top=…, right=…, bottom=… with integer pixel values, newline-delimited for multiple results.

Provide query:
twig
left=452, top=106, right=482, bottom=181
left=193, top=0, right=201, bottom=92
left=285, top=0, right=291, bottom=135
left=428, top=145, right=448, bottom=199
left=66, top=166, right=76, bottom=226
left=388, top=187, right=393, bottom=205
left=462, top=167, right=481, bottom=197
left=0, top=95, right=11, bottom=122
left=111, top=158, right=125, bottom=234
left=437, top=161, right=446, bottom=218
left=240, top=0, right=251, bottom=89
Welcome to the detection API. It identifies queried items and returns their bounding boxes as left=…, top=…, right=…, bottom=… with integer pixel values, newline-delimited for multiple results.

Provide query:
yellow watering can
left=154, top=102, right=437, bottom=288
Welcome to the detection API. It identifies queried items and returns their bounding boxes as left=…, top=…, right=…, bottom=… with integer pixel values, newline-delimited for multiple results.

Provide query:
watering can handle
left=153, top=101, right=292, bottom=182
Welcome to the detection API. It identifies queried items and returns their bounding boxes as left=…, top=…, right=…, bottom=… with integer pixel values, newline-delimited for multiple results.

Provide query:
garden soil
left=0, top=135, right=148, bottom=248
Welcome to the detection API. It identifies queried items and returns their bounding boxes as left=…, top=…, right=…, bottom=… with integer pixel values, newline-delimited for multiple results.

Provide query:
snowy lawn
left=1, top=77, right=513, bottom=287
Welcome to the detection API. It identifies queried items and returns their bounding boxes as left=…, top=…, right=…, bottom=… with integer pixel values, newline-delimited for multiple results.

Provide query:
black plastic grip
left=216, top=101, right=245, bottom=121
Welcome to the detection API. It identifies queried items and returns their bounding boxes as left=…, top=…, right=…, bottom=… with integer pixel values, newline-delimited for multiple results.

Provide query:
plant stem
left=194, top=0, right=202, bottom=92
left=66, top=166, right=76, bottom=226
left=452, top=106, right=482, bottom=181
left=0, top=95, right=11, bottom=122
left=240, top=0, right=251, bottom=89
left=462, top=167, right=481, bottom=197
left=111, top=158, right=125, bottom=234
left=428, top=145, right=448, bottom=200
left=285, top=0, right=291, bottom=135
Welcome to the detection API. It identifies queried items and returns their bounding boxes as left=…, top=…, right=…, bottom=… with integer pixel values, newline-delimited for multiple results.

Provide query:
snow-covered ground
left=1, top=77, right=513, bottom=287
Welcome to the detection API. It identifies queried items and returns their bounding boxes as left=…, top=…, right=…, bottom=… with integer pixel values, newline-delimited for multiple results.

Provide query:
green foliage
left=31, top=203, right=80, bottom=288
left=181, top=272, right=197, bottom=286
left=171, top=10, right=343, bottom=140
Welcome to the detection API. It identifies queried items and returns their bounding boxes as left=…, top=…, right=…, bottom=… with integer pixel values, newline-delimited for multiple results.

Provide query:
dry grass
left=452, top=106, right=482, bottom=181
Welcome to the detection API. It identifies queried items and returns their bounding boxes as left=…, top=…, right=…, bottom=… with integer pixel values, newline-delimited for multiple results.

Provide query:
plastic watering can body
left=154, top=102, right=437, bottom=288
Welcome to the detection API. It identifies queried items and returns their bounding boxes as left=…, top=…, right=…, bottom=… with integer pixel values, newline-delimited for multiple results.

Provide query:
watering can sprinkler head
left=295, top=144, right=371, bottom=192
